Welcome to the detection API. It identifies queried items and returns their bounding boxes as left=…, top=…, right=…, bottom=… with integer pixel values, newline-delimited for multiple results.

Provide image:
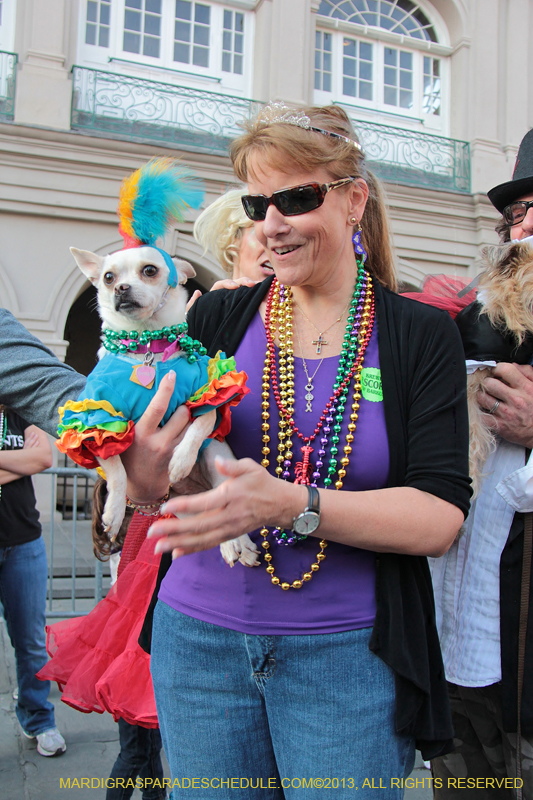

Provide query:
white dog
left=60, top=243, right=260, bottom=568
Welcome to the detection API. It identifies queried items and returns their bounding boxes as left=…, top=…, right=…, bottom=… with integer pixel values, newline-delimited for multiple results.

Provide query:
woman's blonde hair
left=230, top=105, right=397, bottom=291
left=193, top=189, right=253, bottom=274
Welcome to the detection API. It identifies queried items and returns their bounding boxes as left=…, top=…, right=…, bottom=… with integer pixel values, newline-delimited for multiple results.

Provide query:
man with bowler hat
left=430, top=130, right=533, bottom=797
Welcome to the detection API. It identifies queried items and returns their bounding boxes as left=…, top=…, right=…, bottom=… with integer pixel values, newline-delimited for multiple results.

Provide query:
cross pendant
left=312, top=334, right=328, bottom=354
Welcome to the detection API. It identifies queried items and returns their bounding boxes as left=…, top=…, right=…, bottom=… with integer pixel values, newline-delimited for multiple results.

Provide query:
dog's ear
left=174, top=258, right=196, bottom=285
left=70, top=247, right=104, bottom=284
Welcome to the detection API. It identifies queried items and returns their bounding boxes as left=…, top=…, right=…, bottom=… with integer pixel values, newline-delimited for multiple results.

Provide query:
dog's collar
left=102, top=324, right=208, bottom=364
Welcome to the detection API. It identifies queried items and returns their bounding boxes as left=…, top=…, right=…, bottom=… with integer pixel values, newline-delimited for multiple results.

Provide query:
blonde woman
left=194, top=188, right=273, bottom=282
left=125, top=104, right=471, bottom=798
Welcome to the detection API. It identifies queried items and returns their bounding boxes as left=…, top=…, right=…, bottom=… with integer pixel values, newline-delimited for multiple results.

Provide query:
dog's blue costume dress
left=56, top=350, right=248, bottom=468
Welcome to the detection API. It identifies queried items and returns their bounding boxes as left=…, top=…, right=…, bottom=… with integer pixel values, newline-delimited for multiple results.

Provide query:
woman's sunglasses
left=241, top=177, right=355, bottom=221
left=502, top=199, right=533, bottom=226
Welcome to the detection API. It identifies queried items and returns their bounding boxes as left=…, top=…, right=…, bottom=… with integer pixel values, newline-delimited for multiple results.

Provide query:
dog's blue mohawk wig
left=118, top=158, right=204, bottom=287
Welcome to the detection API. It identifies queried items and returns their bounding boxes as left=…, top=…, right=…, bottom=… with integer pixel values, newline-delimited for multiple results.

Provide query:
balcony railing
left=71, top=65, right=262, bottom=156
left=71, top=65, right=470, bottom=193
left=0, top=50, right=17, bottom=122
left=350, top=117, right=470, bottom=194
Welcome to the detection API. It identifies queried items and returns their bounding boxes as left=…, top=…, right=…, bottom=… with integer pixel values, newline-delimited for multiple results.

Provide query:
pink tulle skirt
left=37, top=519, right=160, bottom=729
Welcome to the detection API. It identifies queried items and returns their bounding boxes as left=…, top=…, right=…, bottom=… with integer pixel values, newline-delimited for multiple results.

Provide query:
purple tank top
left=158, top=311, right=389, bottom=634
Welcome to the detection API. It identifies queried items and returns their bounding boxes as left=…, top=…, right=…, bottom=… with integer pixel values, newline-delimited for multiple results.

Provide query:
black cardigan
left=144, top=277, right=472, bottom=759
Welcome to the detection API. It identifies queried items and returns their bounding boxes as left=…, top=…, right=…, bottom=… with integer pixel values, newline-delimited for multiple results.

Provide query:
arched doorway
left=63, top=284, right=102, bottom=377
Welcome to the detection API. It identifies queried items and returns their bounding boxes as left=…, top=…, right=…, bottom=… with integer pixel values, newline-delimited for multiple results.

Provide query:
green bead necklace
left=102, top=323, right=207, bottom=364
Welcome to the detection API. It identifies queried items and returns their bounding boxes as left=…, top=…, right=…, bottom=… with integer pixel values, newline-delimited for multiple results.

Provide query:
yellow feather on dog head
left=117, top=169, right=141, bottom=244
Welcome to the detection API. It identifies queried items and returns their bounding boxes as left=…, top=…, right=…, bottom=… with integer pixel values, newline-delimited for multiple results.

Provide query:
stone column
left=468, top=0, right=531, bottom=195
left=253, top=0, right=317, bottom=106
left=14, top=0, right=73, bottom=130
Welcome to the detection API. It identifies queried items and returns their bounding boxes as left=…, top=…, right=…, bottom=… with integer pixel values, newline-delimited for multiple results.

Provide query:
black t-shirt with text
left=0, top=410, right=41, bottom=547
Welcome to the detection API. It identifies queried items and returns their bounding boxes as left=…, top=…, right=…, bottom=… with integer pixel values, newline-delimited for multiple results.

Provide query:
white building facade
left=0, top=0, right=530, bottom=367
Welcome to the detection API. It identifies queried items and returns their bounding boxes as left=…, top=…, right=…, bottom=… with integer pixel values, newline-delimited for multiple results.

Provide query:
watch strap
left=306, top=485, right=320, bottom=514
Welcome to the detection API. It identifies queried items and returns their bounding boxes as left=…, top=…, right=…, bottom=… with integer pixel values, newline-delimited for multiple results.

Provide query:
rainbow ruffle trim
left=186, top=352, right=249, bottom=441
left=56, top=352, right=248, bottom=469
left=56, top=399, right=134, bottom=469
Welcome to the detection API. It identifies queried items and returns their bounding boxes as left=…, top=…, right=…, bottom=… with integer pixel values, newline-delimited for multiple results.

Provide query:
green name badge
left=361, top=367, right=383, bottom=402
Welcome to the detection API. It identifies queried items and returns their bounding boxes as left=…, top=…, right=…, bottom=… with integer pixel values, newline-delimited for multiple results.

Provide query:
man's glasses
left=502, top=200, right=533, bottom=227
left=241, top=177, right=355, bottom=222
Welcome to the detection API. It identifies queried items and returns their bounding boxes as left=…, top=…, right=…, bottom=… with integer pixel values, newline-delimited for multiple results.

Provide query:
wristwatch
left=292, top=485, right=321, bottom=535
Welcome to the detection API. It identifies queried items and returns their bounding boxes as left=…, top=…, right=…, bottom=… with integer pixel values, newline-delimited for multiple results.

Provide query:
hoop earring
left=351, top=222, right=367, bottom=264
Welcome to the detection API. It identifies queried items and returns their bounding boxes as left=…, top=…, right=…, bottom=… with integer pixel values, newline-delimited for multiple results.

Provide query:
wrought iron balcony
left=0, top=51, right=17, bottom=122
left=349, top=117, right=470, bottom=194
left=71, top=66, right=470, bottom=194
left=71, top=65, right=262, bottom=156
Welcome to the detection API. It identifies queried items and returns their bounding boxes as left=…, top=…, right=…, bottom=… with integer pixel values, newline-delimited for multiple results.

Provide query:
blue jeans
left=0, top=537, right=56, bottom=735
left=151, top=601, right=415, bottom=800
left=106, top=718, right=166, bottom=800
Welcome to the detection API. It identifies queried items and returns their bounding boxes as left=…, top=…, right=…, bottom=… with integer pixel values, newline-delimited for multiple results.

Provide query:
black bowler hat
left=488, top=129, right=533, bottom=213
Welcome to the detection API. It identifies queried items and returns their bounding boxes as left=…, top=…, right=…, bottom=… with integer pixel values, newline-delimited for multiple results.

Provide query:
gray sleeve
left=0, top=309, right=86, bottom=437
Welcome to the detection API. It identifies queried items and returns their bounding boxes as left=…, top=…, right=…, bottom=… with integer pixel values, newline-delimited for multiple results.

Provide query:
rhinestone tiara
left=258, top=102, right=364, bottom=153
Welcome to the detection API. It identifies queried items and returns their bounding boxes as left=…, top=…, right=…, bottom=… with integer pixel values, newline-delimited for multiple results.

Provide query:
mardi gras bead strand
left=0, top=410, right=6, bottom=502
left=272, top=271, right=374, bottom=494
left=267, top=272, right=373, bottom=494
left=267, top=268, right=372, bottom=482
left=259, top=272, right=375, bottom=588
left=102, top=323, right=207, bottom=363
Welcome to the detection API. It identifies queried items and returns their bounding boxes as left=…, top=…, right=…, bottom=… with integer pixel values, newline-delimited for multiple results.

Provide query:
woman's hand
left=23, top=429, right=40, bottom=449
left=148, top=457, right=305, bottom=559
left=121, top=371, right=192, bottom=503
left=186, top=290, right=202, bottom=312
left=210, top=276, right=258, bottom=292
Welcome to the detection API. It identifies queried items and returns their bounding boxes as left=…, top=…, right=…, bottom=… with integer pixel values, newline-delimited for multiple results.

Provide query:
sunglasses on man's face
left=502, top=199, right=533, bottom=227
left=241, top=177, right=355, bottom=222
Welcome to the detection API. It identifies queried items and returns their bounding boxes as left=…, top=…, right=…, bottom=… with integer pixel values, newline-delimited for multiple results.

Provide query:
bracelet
left=125, top=490, right=170, bottom=516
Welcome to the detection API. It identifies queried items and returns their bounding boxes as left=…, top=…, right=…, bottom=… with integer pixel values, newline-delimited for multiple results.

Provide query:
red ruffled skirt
left=37, top=513, right=160, bottom=728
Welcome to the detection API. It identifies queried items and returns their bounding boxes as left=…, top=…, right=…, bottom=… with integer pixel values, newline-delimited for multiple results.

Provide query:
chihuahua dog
left=62, top=242, right=259, bottom=568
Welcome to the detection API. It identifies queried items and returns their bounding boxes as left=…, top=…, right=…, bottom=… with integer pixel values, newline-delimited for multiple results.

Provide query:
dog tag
left=130, top=364, right=156, bottom=389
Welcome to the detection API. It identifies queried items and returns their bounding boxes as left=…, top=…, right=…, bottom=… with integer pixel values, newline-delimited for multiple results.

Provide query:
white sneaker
left=22, top=727, right=66, bottom=757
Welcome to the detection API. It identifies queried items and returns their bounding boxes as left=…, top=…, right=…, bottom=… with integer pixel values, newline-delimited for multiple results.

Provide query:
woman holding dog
left=124, top=104, right=472, bottom=799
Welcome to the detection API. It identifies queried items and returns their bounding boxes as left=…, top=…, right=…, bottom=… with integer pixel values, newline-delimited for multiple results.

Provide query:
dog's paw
left=102, top=511, right=122, bottom=542
left=168, top=449, right=197, bottom=485
left=238, top=535, right=261, bottom=567
left=102, top=497, right=126, bottom=542
left=220, top=535, right=261, bottom=568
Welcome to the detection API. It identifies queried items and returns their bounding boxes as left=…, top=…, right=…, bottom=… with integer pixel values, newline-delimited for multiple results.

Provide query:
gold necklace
left=294, top=322, right=324, bottom=413
left=293, top=294, right=352, bottom=354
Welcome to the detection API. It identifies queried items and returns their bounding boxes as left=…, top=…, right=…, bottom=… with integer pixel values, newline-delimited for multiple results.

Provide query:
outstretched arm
left=146, top=456, right=463, bottom=560
left=0, top=309, right=86, bottom=437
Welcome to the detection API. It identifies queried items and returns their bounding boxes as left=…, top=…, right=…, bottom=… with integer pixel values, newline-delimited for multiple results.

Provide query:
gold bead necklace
left=259, top=273, right=375, bottom=590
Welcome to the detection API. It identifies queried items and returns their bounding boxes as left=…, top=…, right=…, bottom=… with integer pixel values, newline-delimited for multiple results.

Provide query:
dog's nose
left=115, top=284, right=130, bottom=295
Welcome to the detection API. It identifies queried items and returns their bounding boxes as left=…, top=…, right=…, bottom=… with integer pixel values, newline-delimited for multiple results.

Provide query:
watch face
left=293, top=511, right=320, bottom=535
